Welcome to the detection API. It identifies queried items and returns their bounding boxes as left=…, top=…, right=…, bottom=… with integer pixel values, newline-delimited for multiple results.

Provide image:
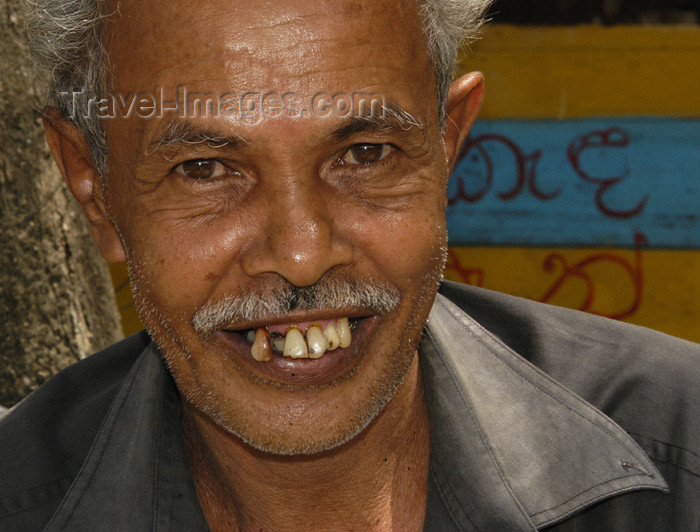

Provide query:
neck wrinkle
left=181, top=354, right=430, bottom=532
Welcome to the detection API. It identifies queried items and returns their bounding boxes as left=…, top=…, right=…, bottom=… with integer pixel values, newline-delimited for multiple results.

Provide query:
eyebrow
left=143, top=101, right=424, bottom=157
left=145, top=121, right=246, bottom=156
left=331, top=102, right=424, bottom=141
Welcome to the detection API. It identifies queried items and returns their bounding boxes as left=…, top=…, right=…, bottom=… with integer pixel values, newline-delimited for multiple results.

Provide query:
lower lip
left=217, top=317, right=378, bottom=386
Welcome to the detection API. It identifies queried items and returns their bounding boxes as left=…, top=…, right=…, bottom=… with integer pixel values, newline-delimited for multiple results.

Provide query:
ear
left=43, top=112, right=127, bottom=263
left=443, top=71, right=485, bottom=174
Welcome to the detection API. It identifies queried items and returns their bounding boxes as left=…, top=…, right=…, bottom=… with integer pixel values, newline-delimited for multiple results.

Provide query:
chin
left=178, top=319, right=420, bottom=456
left=130, top=247, right=445, bottom=457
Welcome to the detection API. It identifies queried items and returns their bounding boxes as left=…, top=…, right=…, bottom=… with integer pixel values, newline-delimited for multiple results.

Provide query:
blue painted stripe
left=446, top=118, right=700, bottom=248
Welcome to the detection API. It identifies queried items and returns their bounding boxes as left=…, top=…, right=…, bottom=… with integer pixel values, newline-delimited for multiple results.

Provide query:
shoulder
left=0, top=331, right=151, bottom=530
left=439, top=282, right=700, bottom=447
left=438, top=281, right=700, bottom=387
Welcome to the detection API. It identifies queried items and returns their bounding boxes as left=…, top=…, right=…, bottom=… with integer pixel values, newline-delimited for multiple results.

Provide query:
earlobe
left=43, top=113, right=127, bottom=263
left=443, top=71, right=485, bottom=173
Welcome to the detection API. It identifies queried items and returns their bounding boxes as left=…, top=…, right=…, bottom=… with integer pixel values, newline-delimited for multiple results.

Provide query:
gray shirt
left=1, top=282, right=698, bottom=530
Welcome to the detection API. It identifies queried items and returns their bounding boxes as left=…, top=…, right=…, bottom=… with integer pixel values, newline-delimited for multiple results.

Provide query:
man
left=1, top=0, right=698, bottom=530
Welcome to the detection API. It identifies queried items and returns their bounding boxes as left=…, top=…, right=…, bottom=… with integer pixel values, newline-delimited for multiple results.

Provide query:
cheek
left=125, top=215, right=253, bottom=317
left=361, top=207, right=446, bottom=290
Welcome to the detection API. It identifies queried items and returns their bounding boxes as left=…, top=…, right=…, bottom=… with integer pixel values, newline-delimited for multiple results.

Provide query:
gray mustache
left=191, top=277, right=400, bottom=334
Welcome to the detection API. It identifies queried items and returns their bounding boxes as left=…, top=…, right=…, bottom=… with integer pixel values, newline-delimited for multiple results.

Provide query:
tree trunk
left=0, top=0, right=123, bottom=407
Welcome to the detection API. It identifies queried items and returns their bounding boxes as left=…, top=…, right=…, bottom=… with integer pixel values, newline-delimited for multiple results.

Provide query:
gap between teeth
left=247, top=318, right=352, bottom=362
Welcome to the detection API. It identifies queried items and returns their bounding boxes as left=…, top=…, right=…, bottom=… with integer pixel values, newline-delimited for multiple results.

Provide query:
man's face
left=101, top=0, right=449, bottom=454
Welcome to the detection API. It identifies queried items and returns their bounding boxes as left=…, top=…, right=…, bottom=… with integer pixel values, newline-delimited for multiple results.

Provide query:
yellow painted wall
left=445, top=246, right=700, bottom=343
left=458, top=25, right=700, bottom=118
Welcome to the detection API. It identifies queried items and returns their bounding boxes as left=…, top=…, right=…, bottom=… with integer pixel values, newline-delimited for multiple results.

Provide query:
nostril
left=239, top=204, right=353, bottom=287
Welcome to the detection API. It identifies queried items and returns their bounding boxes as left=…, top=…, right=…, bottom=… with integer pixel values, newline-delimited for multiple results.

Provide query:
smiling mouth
left=217, top=315, right=376, bottom=385
left=237, top=317, right=358, bottom=362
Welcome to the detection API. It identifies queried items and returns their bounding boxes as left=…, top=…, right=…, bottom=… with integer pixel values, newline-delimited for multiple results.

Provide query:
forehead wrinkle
left=252, top=34, right=371, bottom=62
left=106, top=1, right=431, bottom=111
left=220, top=38, right=378, bottom=89
left=217, top=6, right=410, bottom=82
left=223, top=6, right=375, bottom=46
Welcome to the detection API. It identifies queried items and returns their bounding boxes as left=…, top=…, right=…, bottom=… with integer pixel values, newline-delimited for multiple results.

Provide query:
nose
left=240, top=176, right=353, bottom=287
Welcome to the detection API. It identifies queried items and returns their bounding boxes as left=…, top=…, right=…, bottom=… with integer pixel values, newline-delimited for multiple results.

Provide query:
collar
left=43, top=343, right=209, bottom=532
left=421, top=293, right=668, bottom=531
left=43, top=294, right=667, bottom=531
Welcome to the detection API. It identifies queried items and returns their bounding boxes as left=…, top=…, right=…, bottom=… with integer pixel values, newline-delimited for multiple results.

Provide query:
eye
left=173, top=159, right=227, bottom=180
left=340, top=143, right=393, bottom=165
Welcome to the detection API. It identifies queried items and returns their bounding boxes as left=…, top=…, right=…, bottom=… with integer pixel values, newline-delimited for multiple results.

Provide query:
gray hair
left=419, top=0, right=492, bottom=127
left=25, top=0, right=492, bottom=176
left=25, top=0, right=109, bottom=174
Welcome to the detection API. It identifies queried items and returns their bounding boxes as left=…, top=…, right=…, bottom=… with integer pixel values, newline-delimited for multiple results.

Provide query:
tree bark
left=0, top=0, right=123, bottom=406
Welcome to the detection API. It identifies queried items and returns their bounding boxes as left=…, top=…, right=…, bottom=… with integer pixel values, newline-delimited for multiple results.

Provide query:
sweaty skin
left=44, top=0, right=484, bottom=529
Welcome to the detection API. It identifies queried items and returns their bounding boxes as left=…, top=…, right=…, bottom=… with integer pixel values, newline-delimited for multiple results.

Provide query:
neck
left=181, top=355, right=430, bottom=532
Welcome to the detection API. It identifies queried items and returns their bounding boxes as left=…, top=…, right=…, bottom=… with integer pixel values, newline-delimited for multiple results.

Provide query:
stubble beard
left=126, top=242, right=447, bottom=456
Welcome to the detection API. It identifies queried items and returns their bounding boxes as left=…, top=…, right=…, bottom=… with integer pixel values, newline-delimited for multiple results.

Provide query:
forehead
left=104, top=0, right=432, bottom=96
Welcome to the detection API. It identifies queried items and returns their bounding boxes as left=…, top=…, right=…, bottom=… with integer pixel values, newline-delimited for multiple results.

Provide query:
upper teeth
left=248, top=318, right=353, bottom=362
left=306, top=325, right=329, bottom=359
left=337, top=317, right=351, bottom=348
left=251, top=328, right=272, bottom=362
left=283, top=327, right=307, bottom=359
